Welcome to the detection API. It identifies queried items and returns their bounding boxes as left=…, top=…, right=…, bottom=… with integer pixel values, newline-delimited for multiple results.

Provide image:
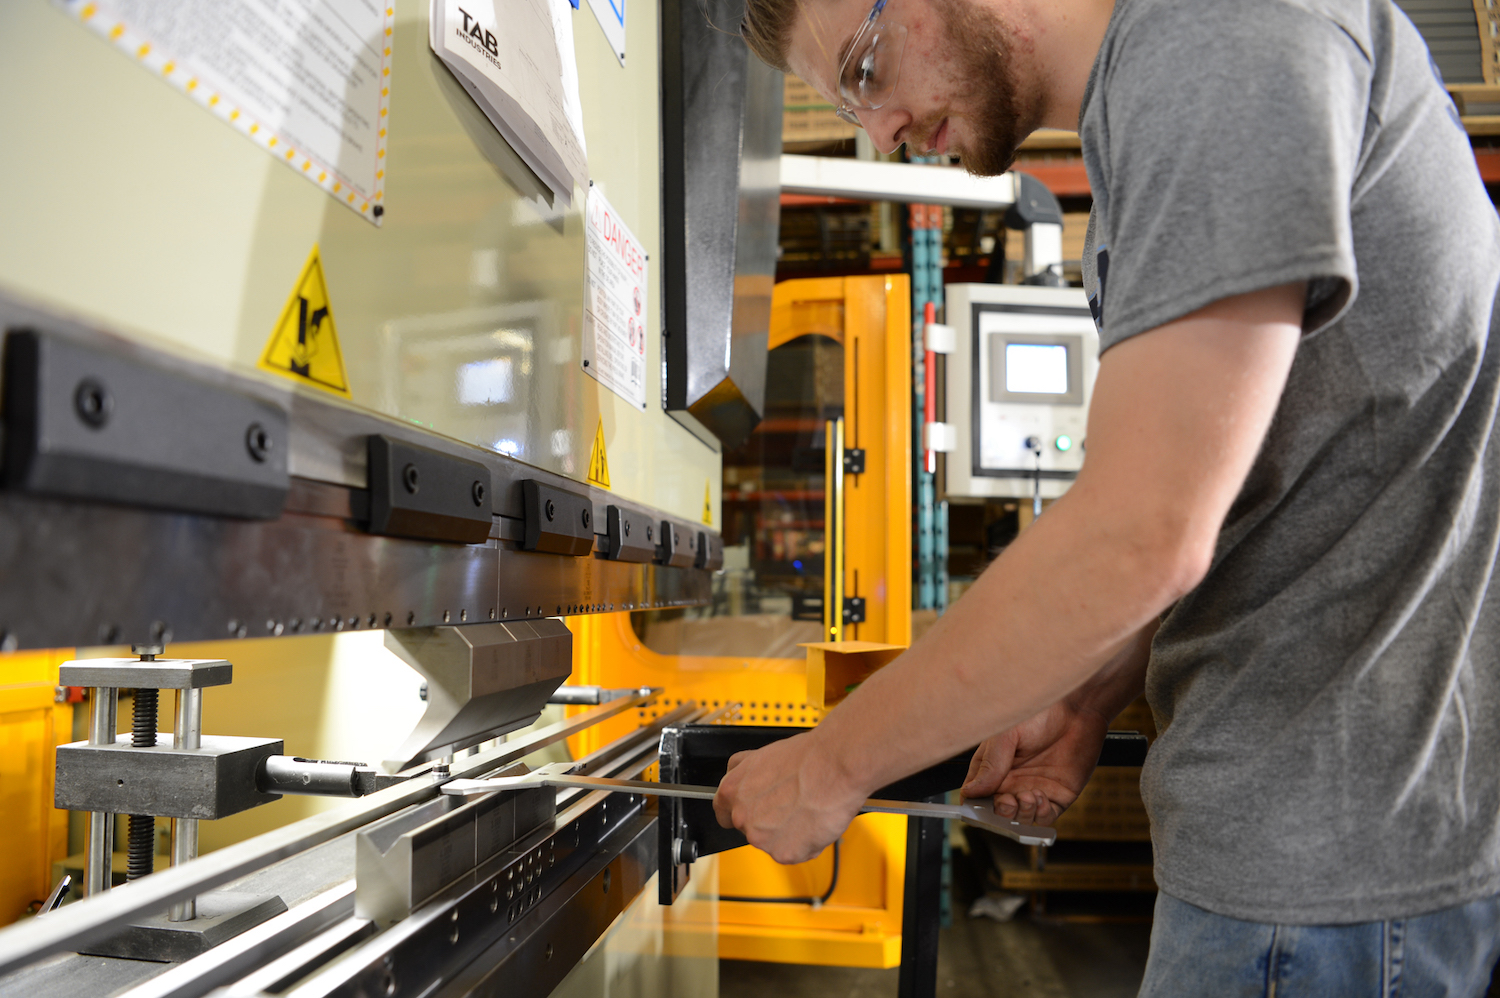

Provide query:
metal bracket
left=842, top=596, right=867, bottom=625
left=365, top=435, right=493, bottom=544
left=521, top=480, right=594, bottom=556
left=0, top=328, right=290, bottom=520
left=843, top=448, right=866, bottom=475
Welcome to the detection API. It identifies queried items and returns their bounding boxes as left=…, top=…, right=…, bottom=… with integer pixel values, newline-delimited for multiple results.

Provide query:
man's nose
left=855, top=106, right=905, bottom=155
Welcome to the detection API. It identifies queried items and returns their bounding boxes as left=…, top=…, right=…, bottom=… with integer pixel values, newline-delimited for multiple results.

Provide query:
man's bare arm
left=715, top=283, right=1305, bottom=862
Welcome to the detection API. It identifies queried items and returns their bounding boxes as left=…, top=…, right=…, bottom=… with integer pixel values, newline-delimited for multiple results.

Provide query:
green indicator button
left=1055, top=435, right=1073, bottom=452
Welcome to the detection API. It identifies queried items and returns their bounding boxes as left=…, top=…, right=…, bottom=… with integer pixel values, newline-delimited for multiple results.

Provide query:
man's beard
left=927, top=0, right=1025, bottom=176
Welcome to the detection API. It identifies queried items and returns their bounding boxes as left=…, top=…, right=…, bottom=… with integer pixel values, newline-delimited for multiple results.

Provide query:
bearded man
left=712, top=0, right=1500, bottom=991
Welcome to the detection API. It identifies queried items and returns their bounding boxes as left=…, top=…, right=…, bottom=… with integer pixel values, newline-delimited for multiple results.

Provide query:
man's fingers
left=993, top=792, right=1018, bottom=818
left=963, top=748, right=987, bottom=788
left=962, top=740, right=1016, bottom=797
left=712, top=789, right=736, bottom=829
left=725, top=750, right=752, bottom=774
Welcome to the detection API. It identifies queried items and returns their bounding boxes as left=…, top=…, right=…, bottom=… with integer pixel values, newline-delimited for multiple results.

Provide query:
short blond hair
left=741, top=0, right=799, bottom=72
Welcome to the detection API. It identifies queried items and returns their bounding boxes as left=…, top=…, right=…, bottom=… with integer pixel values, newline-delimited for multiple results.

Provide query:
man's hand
left=961, top=701, right=1111, bottom=826
left=712, top=731, right=866, bottom=865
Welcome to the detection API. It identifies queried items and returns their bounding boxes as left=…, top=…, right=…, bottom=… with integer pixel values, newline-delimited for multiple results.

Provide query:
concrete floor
left=721, top=914, right=1153, bottom=998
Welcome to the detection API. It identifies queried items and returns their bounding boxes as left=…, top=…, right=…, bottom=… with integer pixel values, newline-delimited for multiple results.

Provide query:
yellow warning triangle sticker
left=703, top=480, right=713, bottom=524
left=587, top=418, right=611, bottom=489
left=258, top=244, right=351, bottom=398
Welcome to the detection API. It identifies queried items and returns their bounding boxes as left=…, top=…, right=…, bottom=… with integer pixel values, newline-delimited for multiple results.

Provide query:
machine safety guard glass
left=834, top=0, right=908, bottom=125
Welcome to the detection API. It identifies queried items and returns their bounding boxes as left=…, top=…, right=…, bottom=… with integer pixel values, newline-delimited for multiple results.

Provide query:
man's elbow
left=1129, top=512, right=1216, bottom=610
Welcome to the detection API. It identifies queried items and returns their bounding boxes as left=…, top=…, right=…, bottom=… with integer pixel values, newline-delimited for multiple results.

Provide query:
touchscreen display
left=1005, top=343, right=1069, bottom=395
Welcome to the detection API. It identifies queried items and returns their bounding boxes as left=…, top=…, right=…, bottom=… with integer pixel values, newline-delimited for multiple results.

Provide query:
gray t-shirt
left=1079, top=0, right=1500, bottom=924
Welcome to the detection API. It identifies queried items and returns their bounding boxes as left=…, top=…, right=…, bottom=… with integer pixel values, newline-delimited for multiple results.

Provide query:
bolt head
left=582, top=508, right=591, bottom=529
left=544, top=499, right=556, bottom=521
left=73, top=379, right=111, bottom=428
left=472, top=480, right=486, bottom=506
left=403, top=464, right=420, bottom=493
left=245, top=423, right=273, bottom=462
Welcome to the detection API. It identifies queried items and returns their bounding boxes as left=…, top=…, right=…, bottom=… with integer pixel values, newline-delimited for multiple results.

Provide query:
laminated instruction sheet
left=429, top=0, right=588, bottom=205
left=55, top=0, right=393, bottom=221
left=582, top=187, right=648, bottom=408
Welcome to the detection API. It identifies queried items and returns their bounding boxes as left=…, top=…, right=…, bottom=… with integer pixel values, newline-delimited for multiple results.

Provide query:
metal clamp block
left=656, top=520, right=695, bottom=568
left=695, top=530, right=723, bottom=571
left=365, top=435, right=493, bottom=544
left=605, top=504, right=656, bottom=562
left=54, top=734, right=283, bottom=819
left=521, top=480, right=595, bottom=556
left=58, top=657, right=232, bottom=690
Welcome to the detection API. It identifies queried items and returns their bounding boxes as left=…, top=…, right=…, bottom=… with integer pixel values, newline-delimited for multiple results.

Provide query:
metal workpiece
left=55, top=734, right=285, bottom=820
left=0, top=691, right=658, bottom=979
left=355, top=763, right=558, bottom=927
left=364, top=435, right=494, bottom=544
left=0, top=327, right=291, bottom=521
left=442, top=763, right=1057, bottom=846
left=256, top=756, right=403, bottom=798
left=381, top=621, right=573, bottom=772
left=58, top=658, right=232, bottom=690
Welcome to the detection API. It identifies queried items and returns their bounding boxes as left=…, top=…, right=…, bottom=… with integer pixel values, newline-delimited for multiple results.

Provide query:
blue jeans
left=1139, top=891, right=1500, bottom=997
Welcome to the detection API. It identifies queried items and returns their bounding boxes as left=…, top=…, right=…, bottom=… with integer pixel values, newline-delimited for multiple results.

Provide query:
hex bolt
left=403, top=464, right=420, bottom=493
left=544, top=499, right=556, bottom=521
left=73, top=378, right=111, bottom=428
left=245, top=423, right=273, bottom=462
left=472, top=481, right=486, bottom=506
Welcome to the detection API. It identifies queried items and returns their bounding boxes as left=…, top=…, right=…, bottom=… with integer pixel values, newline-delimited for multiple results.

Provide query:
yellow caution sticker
left=259, top=245, right=350, bottom=397
left=587, top=417, right=611, bottom=489
left=703, top=480, right=713, bottom=524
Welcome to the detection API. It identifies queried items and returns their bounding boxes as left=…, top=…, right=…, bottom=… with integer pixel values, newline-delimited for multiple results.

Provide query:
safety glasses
left=833, top=0, right=908, bottom=125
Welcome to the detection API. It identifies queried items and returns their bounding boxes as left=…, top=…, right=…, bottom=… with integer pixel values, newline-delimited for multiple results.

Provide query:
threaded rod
left=127, top=688, right=158, bottom=881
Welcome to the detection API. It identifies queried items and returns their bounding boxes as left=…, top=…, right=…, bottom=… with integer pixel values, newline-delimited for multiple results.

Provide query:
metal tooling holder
left=0, top=294, right=724, bottom=654
left=656, top=725, right=1151, bottom=998
left=54, top=650, right=286, bottom=961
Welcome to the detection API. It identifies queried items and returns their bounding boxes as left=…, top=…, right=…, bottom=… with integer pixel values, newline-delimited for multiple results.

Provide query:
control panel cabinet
left=945, top=284, right=1099, bottom=500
